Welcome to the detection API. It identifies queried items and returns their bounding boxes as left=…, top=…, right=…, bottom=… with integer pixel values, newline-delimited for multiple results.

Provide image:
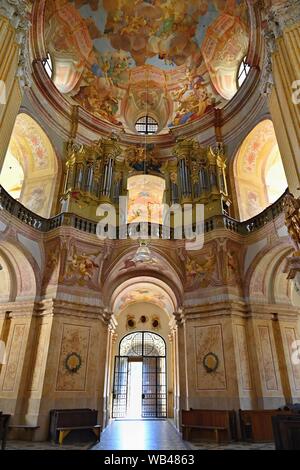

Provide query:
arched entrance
left=101, top=250, right=184, bottom=428
left=112, top=331, right=167, bottom=420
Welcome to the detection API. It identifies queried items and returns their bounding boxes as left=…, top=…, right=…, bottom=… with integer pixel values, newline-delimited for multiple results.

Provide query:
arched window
left=237, top=57, right=251, bottom=88
left=119, top=332, right=166, bottom=357
left=42, top=53, right=53, bottom=79
left=135, top=116, right=159, bottom=135
left=0, top=114, right=58, bottom=218
left=234, top=120, right=288, bottom=221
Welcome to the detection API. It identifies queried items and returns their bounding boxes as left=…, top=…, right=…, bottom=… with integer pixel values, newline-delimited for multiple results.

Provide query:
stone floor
left=6, top=440, right=92, bottom=450
left=188, top=441, right=275, bottom=450
left=92, top=419, right=189, bottom=451
left=5, top=420, right=275, bottom=450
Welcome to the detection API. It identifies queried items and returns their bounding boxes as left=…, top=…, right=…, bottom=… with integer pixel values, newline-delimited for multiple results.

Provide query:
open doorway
left=127, top=361, right=143, bottom=419
left=112, top=332, right=167, bottom=419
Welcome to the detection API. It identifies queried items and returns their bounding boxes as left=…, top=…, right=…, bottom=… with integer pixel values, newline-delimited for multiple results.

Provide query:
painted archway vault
left=0, top=113, right=58, bottom=218
left=233, top=119, right=288, bottom=221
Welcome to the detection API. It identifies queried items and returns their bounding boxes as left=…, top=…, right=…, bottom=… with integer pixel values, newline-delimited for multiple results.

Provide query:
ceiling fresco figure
left=44, top=0, right=249, bottom=130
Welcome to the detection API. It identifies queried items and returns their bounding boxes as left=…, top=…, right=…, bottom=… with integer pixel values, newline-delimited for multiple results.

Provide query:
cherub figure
left=64, top=246, right=101, bottom=285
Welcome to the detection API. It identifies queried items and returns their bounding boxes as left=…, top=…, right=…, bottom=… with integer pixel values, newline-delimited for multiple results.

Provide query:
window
left=237, top=57, right=250, bottom=88
left=119, top=332, right=166, bottom=357
left=42, top=53, right=53, bottom=79
left=135, top=116, right=158, bottom=135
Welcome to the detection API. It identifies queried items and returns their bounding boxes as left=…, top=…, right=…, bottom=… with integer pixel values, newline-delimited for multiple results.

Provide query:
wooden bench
left=272, top=414, right=300, bottom=449
left=181, top=409, right=236, bottom=444
left=57, top=425, right=101, bottom=445
left=49, top=409, right=101, bottom=445
left=0, top=412, right=11, bottom=450
left=239, top=409, right=292, bottom=442
left=8, top=424, right=40, bottom=441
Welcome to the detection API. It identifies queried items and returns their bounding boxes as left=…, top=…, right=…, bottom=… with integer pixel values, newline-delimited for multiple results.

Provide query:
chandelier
left=131, top=240, right=157, bottom=265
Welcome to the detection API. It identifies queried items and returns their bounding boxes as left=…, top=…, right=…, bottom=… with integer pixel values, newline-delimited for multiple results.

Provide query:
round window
left=135, top=116, right=159, bottom=135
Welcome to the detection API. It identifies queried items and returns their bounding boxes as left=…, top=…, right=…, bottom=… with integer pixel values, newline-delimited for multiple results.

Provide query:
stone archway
left=103, top=274, right=180, bottom=426
left=101, top=243, right=185, bottom=428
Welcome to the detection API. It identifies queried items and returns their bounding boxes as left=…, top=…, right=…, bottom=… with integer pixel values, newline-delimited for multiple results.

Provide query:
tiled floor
left=188, top=441, right=275, bottom=450
left=6, top=441, right=92, bottom=450
left=91, top=420, right=275, bottom=451
left=5, top=420, right=276, bottom=450
left=92, top=419, right=189, bottom=451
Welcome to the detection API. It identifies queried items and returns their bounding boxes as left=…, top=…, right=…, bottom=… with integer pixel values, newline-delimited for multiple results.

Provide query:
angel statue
left=284, top=193, right=300, bottom=254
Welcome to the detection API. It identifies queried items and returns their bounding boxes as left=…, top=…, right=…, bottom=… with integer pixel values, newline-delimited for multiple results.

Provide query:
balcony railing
left=0, top=185, right=287, bottom=238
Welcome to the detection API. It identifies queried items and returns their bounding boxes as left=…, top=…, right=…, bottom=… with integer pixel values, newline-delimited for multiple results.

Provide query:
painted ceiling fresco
left=234, top=120, right=288, bottom=221
left=45, top=0, right=249, bottom=131
left=127, top=175, right=165, bottom=224
left=113, top=282, right=174, bottom=315
left=1, top=114, right=58, bottom=218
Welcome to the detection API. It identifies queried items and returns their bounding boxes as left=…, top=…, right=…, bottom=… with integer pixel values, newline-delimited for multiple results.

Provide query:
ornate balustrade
left=0, top=185, right=288, bottom=238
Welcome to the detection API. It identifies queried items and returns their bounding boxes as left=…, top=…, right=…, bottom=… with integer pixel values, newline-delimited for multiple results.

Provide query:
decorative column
left=0, top=309, right=11, bottom=377
left=0, top=1, right=31, bottom=169
left=0, top=302, right=36, bottom=427
left=271, top=310, right=300, bottom=405
left=103, top=314, right=117, bottom=428
left=262, top=0, right=300, bottom=193
left=172, top=310, right=188, bottom=429
left=246, top=307, right=286, bottom=409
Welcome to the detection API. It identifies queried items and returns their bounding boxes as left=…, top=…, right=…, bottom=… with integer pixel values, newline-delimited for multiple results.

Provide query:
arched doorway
left=112, top=331, right=167, bottom=420
left=101, top=251, right=184, bottom=428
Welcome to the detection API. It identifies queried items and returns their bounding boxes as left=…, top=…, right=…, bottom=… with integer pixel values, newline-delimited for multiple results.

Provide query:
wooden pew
left=0, top=412, right=11, bottom=450
left=8, top=424, right=40, bottom=441
left=272, top=414, right=300, bottom=449
left=49, top=409, right=101, bottom=445
left=181, top=409, right=236, bottom=444
left=239, top=409, right=292, bottom=442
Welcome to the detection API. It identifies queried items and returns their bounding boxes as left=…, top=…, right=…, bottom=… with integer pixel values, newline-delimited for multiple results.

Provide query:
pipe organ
left=60, top=136, right=230, bottom=220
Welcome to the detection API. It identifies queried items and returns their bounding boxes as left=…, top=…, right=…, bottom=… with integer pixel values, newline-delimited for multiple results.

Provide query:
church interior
left=0, top=0, right=300, bottom=452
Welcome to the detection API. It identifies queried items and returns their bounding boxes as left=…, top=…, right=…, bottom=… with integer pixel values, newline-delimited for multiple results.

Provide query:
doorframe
left=111, top=331, right=168, bottom=419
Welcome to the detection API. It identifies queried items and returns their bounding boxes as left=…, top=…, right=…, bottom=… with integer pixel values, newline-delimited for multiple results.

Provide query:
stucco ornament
left=261, top=0, right=300, bottom=95
left=0, top=0, right=32, bottom=89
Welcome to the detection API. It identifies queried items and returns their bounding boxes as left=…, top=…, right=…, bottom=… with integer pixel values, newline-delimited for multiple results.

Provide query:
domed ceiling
left=44, top=0, right=249, bottom=133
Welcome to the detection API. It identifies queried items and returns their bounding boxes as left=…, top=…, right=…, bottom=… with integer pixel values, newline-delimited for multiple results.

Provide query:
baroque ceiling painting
left=113, top=282, right=174, bottom=315
left=127, top=175, right=165, bottom=224
left=45, top=0, right=249, bottom=131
